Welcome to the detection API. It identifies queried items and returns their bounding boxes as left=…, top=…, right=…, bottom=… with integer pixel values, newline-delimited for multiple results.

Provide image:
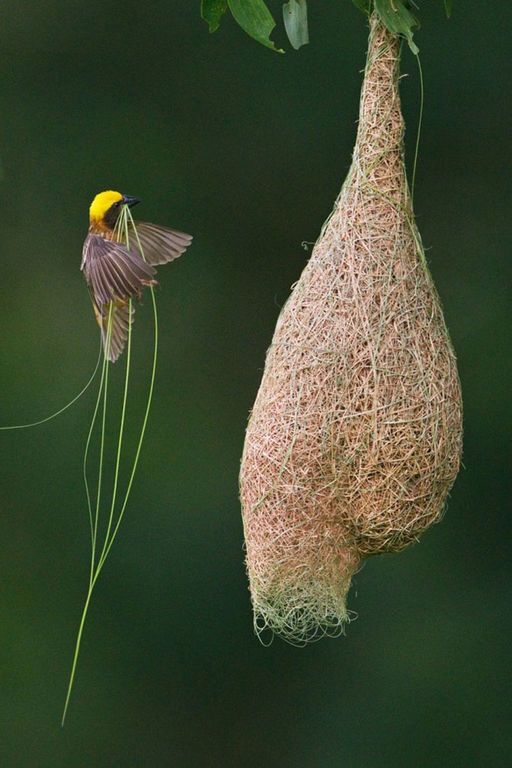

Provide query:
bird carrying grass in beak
left=60, top=190, right=192, bottom=726
left=82, top=190, right=192, bottom=361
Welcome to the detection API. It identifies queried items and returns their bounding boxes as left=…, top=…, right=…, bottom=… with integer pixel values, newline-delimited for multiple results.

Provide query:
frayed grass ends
left=250, top=560, right=359, bottom=647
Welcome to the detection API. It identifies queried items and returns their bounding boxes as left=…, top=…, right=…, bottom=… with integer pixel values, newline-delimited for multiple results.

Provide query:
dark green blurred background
left=1, top=1, right=510, bottom=765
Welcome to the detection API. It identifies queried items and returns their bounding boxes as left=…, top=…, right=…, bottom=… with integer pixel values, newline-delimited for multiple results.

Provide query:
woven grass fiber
left=240, top=13, right=463, bottom=645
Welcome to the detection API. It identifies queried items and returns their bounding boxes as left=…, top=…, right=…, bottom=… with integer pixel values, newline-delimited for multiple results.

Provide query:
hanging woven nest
left=240, top=13, right=463, bottom=645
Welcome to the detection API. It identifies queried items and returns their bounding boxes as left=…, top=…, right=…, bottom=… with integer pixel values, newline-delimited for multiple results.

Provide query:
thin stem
left=61, top=580, right=94, bottom=727
left=84, top=351, right=108, bottom=584
left=98, top=299, right=133, bottom=566
left=98, top=284, right=158, bottom=570
left=91, top=307, right=113, bottom=575
left=411, top=52, right=424, bottom=203
left=0, top=344, right=102, bottom=431
left=62, top=307, right=114, bottom=726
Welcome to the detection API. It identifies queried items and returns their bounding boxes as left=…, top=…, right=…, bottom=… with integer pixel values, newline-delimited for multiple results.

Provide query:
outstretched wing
left=82, top=234, right=156, bottom=362
left=82, top=234, right=157, bottom=306
left=129, top=221, right=192, bottom=266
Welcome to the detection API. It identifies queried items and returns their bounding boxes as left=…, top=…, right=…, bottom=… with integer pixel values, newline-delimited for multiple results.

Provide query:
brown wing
left=87, top=288, right=134, bottom=363
left=82, top=234, right=157, bottom=307
left=82, top=235, right=155, bottom=362
left=101, top=301, right=134, bottom=363
left=129, top=221, right=192, bottom=266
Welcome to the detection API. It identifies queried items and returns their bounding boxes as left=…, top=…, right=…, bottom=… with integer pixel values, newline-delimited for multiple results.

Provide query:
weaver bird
left=82, top=190, right=192, bottom=362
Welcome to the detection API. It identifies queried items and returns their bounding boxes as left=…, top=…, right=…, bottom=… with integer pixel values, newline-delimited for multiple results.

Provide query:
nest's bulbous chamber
left=240, top=15, right=463, bottom=643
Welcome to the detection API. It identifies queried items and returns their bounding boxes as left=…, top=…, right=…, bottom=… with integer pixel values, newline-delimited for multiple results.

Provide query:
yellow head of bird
left=89, top=190, right=140, bottom=230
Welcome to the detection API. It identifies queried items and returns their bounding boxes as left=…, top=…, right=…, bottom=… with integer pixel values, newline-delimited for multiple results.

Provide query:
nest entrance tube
left=240, top=14, right=463, bottom=645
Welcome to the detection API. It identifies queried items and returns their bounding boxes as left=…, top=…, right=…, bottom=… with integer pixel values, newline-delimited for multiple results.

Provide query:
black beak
left=122, top=195, right=140, bottom=208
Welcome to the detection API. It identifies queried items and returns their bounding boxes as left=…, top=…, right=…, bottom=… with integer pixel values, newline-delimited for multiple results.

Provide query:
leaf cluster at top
left=200, top=0, right=453, bottom=54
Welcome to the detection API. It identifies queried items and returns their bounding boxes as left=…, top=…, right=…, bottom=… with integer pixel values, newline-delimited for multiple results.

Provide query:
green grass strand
left=98, top=299, right=133, bottom=566
left=60, top=580, right=95, bottom=727
left=0, top=345, right=102, bottom=431
left=98, top=284, right=158, bottom=570
left=91, top=307, right=113, bottom=573
left=61, top=306, right=113, bottom=727
left=411, top=51, right=424, bottom=203
left=84, top=350, right=108, bottom=585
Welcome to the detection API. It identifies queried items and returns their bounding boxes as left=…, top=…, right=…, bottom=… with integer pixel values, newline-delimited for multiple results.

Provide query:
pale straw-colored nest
left=240, top=13, right=463, bottom=645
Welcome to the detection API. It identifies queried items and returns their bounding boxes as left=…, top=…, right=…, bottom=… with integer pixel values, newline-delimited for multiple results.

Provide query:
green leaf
left=283, top=0, right=309, bottom=50
left=351, top=0, right=371, bottom=15
left=443, top=0, right=453, bottom=19
left=201, top=0, right=228, bottom=33
left=227, top=0, right=284, bottom=52
left=374, top=0, right=420, bottom=55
